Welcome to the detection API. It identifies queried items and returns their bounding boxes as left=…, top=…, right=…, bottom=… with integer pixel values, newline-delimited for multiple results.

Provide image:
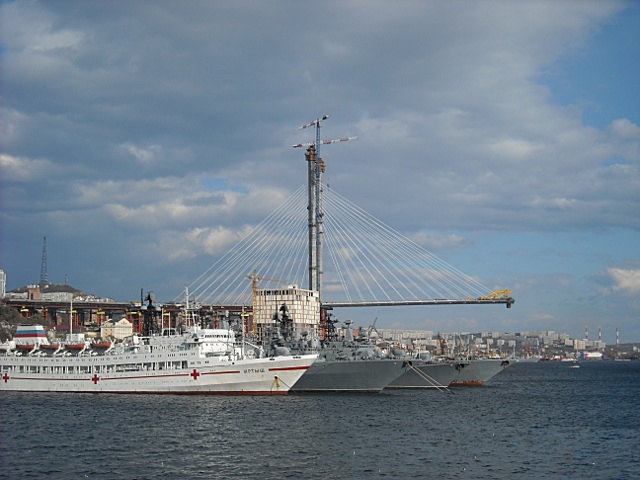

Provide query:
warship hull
left=450, top=359, right=509, bottom=386
left=385, top=362, right=457, bottom=389
left=291, top=358, right=405, bottom=393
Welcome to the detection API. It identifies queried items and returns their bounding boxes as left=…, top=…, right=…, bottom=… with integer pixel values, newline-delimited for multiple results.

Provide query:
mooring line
left=404, top=362, right=454, bottom=394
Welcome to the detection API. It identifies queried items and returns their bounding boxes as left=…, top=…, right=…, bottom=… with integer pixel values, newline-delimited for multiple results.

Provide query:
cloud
left=1, top=0, right=85, bottom=53
left=0, top=153, right=55, bottom=182
left=609, top=118, right=640, bottom=140
left=3, top=1, right=635, bottom=239
left=159, top=225, right=257, bottom=262
left=608, top=268, right=640, bottom=294
left=1, top=0, right=638, bottom=342
left=120, top=143, right=163, bottom=165
left=409, top=231, right=472, bottom=251
left=488, top=138, right=542, bottom=159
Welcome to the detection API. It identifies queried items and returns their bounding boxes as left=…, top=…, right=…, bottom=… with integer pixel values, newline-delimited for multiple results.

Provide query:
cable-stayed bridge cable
left=178, top=185, right=507, bottom=308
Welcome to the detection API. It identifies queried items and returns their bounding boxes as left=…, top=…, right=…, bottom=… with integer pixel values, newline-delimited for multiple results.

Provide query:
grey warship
left=267, top=306, right=405, bottom=393
left=450, top=358, right=509, bottom=386
left=446, top=335, right=510, bottom=386
left=385, top=355, right=458, bottom=390
left=384, top=333, right=508, bottom=389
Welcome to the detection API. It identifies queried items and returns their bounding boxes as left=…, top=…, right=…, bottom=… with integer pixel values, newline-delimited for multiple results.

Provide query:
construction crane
left=366, top=317, right=380, bottom=341
left=292, top=136, right=358, bottom=149
left=477, top=289, right=513, bottom=301
left=246, top=269, right=286, bottom=297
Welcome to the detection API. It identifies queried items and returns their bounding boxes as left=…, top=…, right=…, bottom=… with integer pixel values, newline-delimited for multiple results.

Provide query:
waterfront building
left=100, top=318, right=133, bottom=340
left=253, top=285, right=320, bottom=337
left=573, top=339, right=586, bottom=350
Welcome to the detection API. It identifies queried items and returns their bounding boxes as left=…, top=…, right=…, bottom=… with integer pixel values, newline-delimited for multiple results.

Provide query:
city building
left=253, top=285, right=320, bottom=336
left=100, top=318, right=133, bottom=340
left=0, top=269, right=5, bottom=298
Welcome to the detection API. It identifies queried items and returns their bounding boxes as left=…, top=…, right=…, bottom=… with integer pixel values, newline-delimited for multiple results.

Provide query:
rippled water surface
left=1, top=361, right=639, bottom=479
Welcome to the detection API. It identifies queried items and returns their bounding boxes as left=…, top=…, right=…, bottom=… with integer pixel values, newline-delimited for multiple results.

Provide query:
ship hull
left=450, top=359, right=509, bottom=386
left=291, top=358, right=405, bottom=393
left=0, top=351, right=316, bottom=395
left=385, top=362, right=457, bottom=389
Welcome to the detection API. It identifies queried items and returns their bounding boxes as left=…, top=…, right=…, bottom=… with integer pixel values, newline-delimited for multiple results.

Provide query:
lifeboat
left=92, top=341, right=112, bottom=349
left=16, top=343, right=37, bottom=352
left=40, top=343, right=62, bottom=354
left=64, top=333, right=88, bottom=353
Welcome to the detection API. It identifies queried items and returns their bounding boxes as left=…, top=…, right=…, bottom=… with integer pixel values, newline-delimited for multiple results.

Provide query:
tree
left=0, top=303, right=22, bottom=324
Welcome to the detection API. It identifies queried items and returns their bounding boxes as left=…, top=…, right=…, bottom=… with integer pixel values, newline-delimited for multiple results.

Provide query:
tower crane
left=246, top=269, right=286, bottom=297
left=292, top=136, right=358, bottom=149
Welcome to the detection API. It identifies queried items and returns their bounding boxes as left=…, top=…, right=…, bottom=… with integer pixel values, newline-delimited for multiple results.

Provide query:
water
left=1, top=361, right=638, bottom=479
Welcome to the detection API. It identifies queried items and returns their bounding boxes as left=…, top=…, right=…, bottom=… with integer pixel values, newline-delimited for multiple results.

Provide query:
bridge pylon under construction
left=179, top=116, right=514, bottom=326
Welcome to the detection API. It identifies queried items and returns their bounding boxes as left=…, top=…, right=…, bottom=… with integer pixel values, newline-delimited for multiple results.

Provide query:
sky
left=1, top=0, right=639, bottom=343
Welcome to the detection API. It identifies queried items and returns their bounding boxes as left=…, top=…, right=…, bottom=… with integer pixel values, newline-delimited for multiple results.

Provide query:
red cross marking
left=190, top=369, right=200, bottom=380
left=92, top=374, right=100, bottom=384
left=2, top=373, right=9, bottom=383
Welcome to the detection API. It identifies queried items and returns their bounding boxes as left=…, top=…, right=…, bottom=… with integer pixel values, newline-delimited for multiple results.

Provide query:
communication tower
left=40, top=236, right=49, bottom=286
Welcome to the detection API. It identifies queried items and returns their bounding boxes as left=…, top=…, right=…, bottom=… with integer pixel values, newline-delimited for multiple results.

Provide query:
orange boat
left=40, top=343, right=61, bottom=351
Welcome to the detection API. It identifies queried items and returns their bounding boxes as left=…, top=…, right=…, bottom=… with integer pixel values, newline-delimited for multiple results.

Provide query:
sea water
left=1, top=361, right=638, bottom=479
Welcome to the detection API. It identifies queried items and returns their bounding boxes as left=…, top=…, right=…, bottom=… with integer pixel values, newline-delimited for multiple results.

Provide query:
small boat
left=64, top=333, right=89, bottom=353
left=40, top=343, right=62, bottom=354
